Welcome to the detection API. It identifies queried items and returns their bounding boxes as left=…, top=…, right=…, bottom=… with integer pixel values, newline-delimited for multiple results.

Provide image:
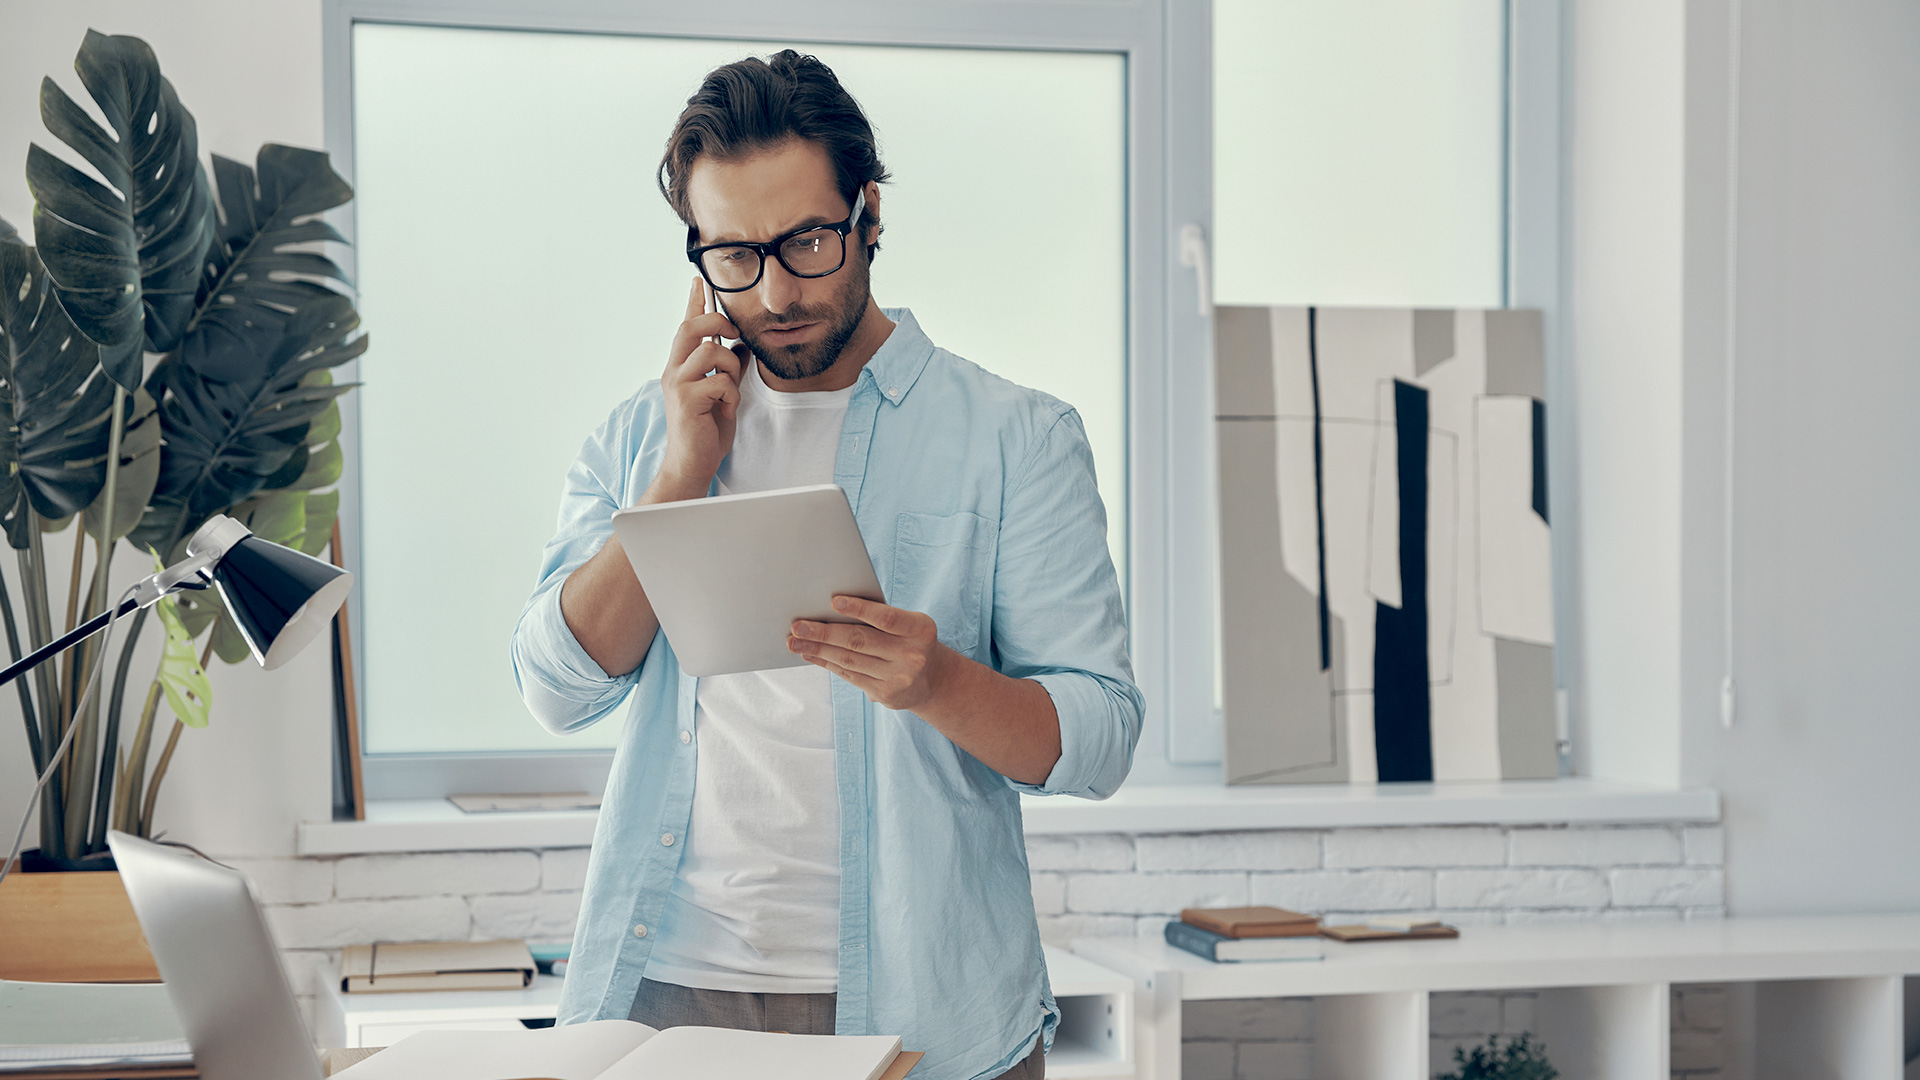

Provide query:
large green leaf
left=25, top=31, right=214, bottom=386
left=130, top=293, right=361, bottom=553
left=298, top=489, right=339, bottom=557
left=182, top=146, right=353, bottom=382
left=149, top=554, right=211, bottom=728
left=0, top=223, right=117, bottom=549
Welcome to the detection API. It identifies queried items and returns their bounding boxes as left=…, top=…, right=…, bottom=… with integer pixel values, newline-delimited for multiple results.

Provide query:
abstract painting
left=1216, top=306, right=1557, bottom=784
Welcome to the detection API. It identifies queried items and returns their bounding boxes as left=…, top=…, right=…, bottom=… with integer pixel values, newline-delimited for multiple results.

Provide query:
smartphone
left=704, top=282, right=729, bottom=346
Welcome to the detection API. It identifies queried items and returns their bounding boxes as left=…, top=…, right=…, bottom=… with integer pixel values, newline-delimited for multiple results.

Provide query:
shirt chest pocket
left=889, top=511, right=998, bottom=660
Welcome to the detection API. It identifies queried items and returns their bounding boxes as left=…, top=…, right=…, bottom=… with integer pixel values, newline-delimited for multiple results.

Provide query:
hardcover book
left=1179, top=905, right=1321, bottom=939
left=1165, top=920, right=1326, bottom=963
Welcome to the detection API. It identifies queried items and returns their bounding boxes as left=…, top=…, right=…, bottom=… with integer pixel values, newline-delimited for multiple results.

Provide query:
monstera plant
left=0, top=30, right=362, bottom=867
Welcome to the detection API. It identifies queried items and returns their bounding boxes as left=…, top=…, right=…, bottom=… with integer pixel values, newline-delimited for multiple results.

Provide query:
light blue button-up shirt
left=510, top=309, right=1142, bottom=1080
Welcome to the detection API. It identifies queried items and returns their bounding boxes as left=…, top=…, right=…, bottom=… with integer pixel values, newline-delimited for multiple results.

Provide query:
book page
left=329, top=1020, right=656, bottom=1080
left=601, top=1027, right=901, bottom=1080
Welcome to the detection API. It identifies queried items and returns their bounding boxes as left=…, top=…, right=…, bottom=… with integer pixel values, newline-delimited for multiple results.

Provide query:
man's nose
left=756, top=256, right=803, bottom=315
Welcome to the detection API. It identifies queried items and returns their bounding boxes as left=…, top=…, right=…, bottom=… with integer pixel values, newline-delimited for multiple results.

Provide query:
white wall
left=0, top=0, right=331, bottom=858
left=1564, top=0, right=1920, bottom=912
left=1677, top=0, right=1920, bottom=914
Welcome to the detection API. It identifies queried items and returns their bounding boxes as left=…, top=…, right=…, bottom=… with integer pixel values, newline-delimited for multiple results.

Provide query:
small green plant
left=1435, top=1033, right=1558, bottom=1080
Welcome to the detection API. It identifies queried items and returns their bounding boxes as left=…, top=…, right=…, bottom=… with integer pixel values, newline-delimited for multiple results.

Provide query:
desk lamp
left=1, top=514, right=353, bottom=884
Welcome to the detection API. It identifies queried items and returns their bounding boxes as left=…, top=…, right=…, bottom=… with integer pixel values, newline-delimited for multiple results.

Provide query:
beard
left=727, top=254, right=872, bottom=381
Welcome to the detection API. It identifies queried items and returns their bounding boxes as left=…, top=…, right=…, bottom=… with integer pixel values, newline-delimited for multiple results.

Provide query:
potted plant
left=0, top=29, right=362, bottom=972
left=1436, top=1033, right=1559, bottom=1080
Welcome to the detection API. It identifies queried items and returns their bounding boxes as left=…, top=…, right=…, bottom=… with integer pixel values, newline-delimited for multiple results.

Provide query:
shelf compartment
left=1046, top=944, right=1136, bottom=1079
left=1316, top=990, right=1428, bottom=1079
left=1531, top=982, right=1669, bottom=1080
left=1753, top=975, right=1902, bottom=1080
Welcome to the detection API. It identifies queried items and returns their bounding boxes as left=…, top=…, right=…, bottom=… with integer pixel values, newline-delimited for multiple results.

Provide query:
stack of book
left=1163, top=906, right=1325, bottom=963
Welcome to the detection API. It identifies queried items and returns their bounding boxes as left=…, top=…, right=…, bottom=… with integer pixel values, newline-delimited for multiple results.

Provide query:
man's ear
left=861, top=180, right=882, bottom=247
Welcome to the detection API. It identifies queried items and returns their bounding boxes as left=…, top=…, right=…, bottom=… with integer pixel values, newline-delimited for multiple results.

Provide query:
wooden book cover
left=340, top=939, right=534, bottom=993
left=1320, top=924, right=1461, bottom=943
left=1180, top=905, right=1321, bottom=939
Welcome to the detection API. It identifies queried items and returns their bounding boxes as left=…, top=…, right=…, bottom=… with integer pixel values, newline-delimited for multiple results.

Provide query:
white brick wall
left=241, top=849, right=590, bottom=1030
left=1037, top=823, right=1724, bottom=947
left=1038, top=822, right=1725, bottom=1080
left=247, top=818, right=1724, bottom=1076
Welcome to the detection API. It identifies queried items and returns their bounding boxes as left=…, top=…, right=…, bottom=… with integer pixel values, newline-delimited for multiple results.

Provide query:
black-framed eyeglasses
left=687, top=189, right=866, bottom=293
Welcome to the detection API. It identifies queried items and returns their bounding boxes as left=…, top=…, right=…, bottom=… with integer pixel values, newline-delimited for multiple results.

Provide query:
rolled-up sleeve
left=991, top=407, right=1144, bottom=799
left=510, top=392, right=652, bottom=734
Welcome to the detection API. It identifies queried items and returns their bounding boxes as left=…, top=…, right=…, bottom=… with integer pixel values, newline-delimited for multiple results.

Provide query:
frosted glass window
left=1213, top=0, right=1505, bottom=308
left=352, top=25, right=1125, bottom=753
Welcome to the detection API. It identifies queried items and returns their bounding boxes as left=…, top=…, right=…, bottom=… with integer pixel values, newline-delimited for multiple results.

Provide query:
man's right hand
left=558, top=278, right=752, bottom=676
left=656, top=276, right=753, bottom=499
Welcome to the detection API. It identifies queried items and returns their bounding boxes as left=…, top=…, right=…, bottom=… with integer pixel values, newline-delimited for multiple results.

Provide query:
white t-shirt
left=643, top=358, right=852, bottom=994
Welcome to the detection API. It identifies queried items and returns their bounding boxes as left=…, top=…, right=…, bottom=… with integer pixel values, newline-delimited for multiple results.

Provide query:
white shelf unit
left=315, top=946, right=1134, bottom=1077
left=1045, top=944, right=1136, bottom=1078
left=316, top=973, right=569, bottom=1048
left=1073, top=914, right=1920, bottom=1079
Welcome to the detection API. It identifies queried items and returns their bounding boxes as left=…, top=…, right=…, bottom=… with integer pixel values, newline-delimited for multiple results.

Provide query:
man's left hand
left=789, top=596, right=951, bottom=711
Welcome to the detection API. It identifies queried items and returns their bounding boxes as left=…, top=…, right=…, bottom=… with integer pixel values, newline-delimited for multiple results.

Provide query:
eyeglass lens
left=700, top=227, right=845, bottom=290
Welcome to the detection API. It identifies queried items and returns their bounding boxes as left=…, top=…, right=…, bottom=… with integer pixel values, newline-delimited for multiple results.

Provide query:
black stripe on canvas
left=1373, top=379, right=1434, bottom=783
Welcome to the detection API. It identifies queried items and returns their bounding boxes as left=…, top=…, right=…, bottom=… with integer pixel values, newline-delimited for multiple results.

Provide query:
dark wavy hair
left=659, top=50, right=889, bottom=260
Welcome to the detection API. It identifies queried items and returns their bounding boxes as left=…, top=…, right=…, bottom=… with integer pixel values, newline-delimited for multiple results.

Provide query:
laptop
left=107, top=830, right=325, bottom=1080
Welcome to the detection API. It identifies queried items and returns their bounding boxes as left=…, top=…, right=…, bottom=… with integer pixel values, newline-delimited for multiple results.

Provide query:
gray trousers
left=628, top=978, right=1045, bottom=1079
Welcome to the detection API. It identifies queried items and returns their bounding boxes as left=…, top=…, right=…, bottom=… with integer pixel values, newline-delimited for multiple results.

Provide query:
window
left=329, top=3, right=1188, bottom=787
left=1180, top=0, right=1520, bottom=766
left=1212, top=0, right=1509, bottom=309
left=330, top=1, right=1532, bottom=791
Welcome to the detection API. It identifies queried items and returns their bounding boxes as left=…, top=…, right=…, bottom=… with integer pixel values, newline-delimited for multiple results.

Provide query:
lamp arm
left=0, top=567, right=213, bottom=691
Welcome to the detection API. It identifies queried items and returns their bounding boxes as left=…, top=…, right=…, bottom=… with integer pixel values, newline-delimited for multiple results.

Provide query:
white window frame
left=321, top=0, right=1220, bottom=796
left=1161, top=0, right=1572, bottom=769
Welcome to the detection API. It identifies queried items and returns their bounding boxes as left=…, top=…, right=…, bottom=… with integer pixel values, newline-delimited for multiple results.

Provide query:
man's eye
left=784, top=232, right=827, bottom=254
left=716, top=249, right=752, bottom=264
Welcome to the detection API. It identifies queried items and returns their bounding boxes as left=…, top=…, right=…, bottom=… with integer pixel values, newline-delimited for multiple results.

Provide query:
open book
left=331, top=1020, right=908, bottom=1080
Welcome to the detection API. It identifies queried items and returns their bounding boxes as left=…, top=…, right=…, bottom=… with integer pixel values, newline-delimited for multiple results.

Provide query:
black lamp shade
left=209, top=536, right=354, bottom=671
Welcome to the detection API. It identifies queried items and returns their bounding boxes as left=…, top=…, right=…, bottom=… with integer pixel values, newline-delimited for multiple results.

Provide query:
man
left=511, top=50, right=1141, bottom=1080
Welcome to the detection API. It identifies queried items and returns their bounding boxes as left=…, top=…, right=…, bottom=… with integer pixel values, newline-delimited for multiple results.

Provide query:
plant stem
left=21, top=523, right=63, bottom=859
left=132, top=626, right=215, bottom=837
left=0, top=570, right=43, bottom=774
left=138, top=720, right=182, bottom=837
left=71, top=385, right=124, bottom=855
left=55, top=518, right=83, bottom=732
left=62, top=514, right=82, bottom=635
left=106, top=607, right=149, bottom=767
left=111, top=743, right=129, bottom=834
left=60, top=548, right=92, bottom=856
left=134, top=627, right=215, bottom=839
left=122, top=680, right=162, bottom=836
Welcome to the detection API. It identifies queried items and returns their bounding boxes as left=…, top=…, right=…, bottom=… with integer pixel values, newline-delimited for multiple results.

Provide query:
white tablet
left=610, top=484, right=885, bottom=677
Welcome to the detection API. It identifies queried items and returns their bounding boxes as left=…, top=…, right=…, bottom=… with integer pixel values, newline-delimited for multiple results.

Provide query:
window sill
left=1017, top=777, right=1719, bottom=834
left=296, top=778, right=1718, bottom=856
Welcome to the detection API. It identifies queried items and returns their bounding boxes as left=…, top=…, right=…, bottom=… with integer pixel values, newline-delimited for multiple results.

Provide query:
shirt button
left=633, top=923, right=648, bottom=938
left=679, top=730, right=691, bottom=744
left=661, top=833, right=675, bottom=847
left=887, top=386, right=899, bottom=398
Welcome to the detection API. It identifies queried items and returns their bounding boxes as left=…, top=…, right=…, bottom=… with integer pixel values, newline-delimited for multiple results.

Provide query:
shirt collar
left=860, top=308, right=934, bottom=406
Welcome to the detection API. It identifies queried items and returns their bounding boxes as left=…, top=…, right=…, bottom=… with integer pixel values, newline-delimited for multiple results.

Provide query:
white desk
left=317, top=945, right=1137, bottom=1078
left=1074, top=914, right=1920, bottom=1080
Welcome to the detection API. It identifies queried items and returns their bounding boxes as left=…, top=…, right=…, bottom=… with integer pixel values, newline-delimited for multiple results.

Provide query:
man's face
left=686, top=140, right=874, bottom=382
